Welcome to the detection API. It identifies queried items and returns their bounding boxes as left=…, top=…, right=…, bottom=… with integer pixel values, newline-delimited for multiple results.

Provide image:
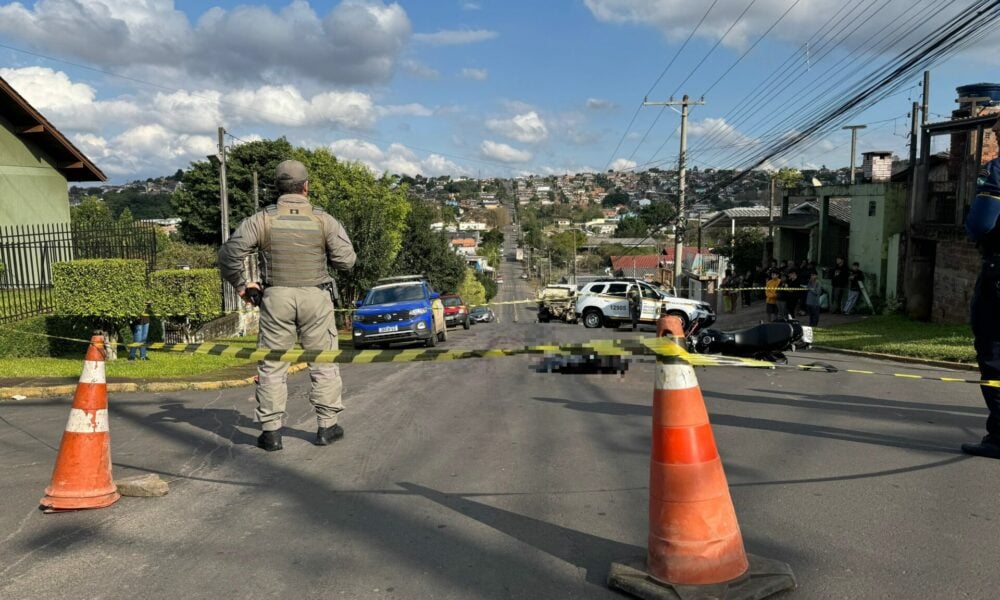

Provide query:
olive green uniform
left=219, top=193, right=356, bottom=432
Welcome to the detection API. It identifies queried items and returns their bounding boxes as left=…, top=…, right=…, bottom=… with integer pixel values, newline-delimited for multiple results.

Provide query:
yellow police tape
left=4, top=323, right=999, bottom=387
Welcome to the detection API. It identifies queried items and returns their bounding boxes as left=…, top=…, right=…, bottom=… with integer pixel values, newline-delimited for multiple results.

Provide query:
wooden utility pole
left=642, top=94, right=705, bottom=280
left=217, top=126, right=229, bottom=243
left=252, top=170, right=260, bottom=210
left=842, top=124, right=867, bottom=184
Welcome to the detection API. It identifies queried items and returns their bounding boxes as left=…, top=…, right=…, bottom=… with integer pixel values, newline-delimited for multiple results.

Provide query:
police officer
left=963, top=155, right=1000, bottom=458
left=627, top=283, right=642, bottom=331
left=219, top=160, right=356, bottom=452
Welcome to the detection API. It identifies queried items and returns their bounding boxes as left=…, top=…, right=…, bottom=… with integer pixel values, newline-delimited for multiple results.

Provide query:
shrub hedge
left=149, top=269, right=223, bottom=320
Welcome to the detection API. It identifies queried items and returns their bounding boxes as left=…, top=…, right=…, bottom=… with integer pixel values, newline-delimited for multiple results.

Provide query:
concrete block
left=116, top=473, right=169, bottom=497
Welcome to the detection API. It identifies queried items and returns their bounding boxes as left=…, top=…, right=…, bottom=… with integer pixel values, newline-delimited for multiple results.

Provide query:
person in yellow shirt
left=765, top=271, right=781, bottom=322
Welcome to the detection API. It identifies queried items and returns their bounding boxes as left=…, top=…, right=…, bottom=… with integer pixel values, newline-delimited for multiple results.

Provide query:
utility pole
left=252, top=170, right=260, bottom=210
left=217, top=126, right=229, bottom=243
left=921, top=70, right=931, bottom=125
left=643, top=94, right=705, bottom=281
left=842, top=124, right=867, bottom=184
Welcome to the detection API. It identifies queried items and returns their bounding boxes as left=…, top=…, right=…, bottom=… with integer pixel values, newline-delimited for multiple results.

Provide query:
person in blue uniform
left=963, top=156, right=1000, bottom=458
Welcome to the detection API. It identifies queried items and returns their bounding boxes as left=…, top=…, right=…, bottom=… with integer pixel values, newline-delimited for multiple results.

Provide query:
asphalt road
left=2, top=230, right=999, bottom=599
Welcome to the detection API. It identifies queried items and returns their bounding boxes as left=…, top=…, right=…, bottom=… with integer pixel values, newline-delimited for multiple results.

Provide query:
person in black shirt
left=843, top=263, right=864, bottom=314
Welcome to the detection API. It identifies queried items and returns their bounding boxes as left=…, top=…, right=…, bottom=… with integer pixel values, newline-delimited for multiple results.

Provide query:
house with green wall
left=0, top=75, right=105, bottom=228
left=778, top=183, right=907, bottom=301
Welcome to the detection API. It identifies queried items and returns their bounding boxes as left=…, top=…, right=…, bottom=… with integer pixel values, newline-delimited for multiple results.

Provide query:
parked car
left=352, top=275, right=446, bottom=348
left=441, top=294, right=471, bottom=329
left=469, top=305, right=496, bottom=323
left=496, top=276, right=504, bottom=284
left=574, top=278, right=715, bottom=331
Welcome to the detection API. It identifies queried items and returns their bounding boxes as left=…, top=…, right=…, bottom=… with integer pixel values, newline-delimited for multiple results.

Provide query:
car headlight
left=457, top=307, right=466, bottom=313
left=409, top=308, right=428, bottom=316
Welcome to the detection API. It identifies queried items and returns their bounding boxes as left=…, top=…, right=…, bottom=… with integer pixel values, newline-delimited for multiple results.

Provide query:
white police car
left=574, top=278, right=715, bottom=330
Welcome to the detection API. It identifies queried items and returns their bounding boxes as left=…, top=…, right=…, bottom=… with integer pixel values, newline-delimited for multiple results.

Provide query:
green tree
left=297, top=147, right=410, bottom=303
left=614, top=216, right=648, bottom=237
left=548, top=230, right=587, bottom=267
left=475, top=271, right=497, bottom=302
left=638, top=201, right=677, bottom=234
left=601, top=191, right=630, bottom=207
left=394, top=200, right=467, bottom=293
left=776, top=167, right=803, bottom=189
left=70, top=196, right=114, bottom=229
left=715, top=228, right=767, bottom=274
left=172, top=138, right=295, bottom=244
left=456, top=269, right=486, bottom=306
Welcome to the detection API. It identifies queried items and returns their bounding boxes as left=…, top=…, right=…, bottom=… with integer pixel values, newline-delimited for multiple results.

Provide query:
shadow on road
left=145, top=402, right=315, bottom=445
left=397, top=482, right=643, bottom=586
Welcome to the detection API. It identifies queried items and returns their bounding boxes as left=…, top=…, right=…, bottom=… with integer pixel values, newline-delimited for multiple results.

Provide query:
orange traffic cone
left=608, top=352, right=796, bottom=599
left=39, top=335, right=120, bottom=513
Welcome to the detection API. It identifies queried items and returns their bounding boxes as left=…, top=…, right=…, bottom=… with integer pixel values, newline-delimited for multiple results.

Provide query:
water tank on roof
left=956, top=83, right=1000, bottom=107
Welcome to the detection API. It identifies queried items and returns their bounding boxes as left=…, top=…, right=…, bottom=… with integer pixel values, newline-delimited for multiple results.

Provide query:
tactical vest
left=260, top=202, right=330, bottom=287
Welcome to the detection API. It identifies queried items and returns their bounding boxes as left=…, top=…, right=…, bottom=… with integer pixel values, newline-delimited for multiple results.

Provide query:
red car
left=440, top=294, right=471, bottom=329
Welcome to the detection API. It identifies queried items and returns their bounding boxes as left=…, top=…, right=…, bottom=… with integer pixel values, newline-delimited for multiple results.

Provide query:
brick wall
left=932, top=240, right=979, bottom=323
left=862, top=155, right=893, bottom=182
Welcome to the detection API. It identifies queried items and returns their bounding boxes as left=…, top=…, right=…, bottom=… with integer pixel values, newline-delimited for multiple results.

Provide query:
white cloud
left=0, top=0, right=412, bottom=85
left=609, top=158, right=637, bottom=171
left=327, top=138, right=469, bottom=176
left=688, top=117, right=758, bottom=148
left=377, top=103, right=435, bottom=118
left=480, top=140, right=532, bottom=163
left=461, top=2, right=481, bottom=10
left=414, top=28, right=497, bottom=45
left=460, top=67, right=489, bottom=81
left=0, top=66, right=141, bottom=132
left=400, top=58, right=440, bottom=79
left=486, top=111, right=549, bottom=144
left=583, top=0, right=966, bottom=52
left=586, top=98, right=617, bottom=110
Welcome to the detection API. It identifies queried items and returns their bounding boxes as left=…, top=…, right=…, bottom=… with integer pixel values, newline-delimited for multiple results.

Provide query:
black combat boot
left=315, top=423, right=344, bottom=446
left=961, top=435, right=1000, bottom=459
left=257, top=430, right=283, bottom=452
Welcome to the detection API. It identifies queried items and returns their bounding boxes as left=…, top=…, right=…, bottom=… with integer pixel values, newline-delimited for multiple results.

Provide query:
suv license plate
left=378, top=325, right=399, bottom=333
left=800, top=326, right=813, bottom=344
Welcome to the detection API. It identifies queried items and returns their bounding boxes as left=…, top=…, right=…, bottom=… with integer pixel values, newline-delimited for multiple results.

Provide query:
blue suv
left=351, top=276, right=447, bottom=349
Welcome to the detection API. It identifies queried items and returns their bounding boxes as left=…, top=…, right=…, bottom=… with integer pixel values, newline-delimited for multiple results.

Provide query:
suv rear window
left=365, top=285, right=425, bottom=305
left=589, top=284, right=607, bottom=294
left=442, top=297, right=463, bottom=307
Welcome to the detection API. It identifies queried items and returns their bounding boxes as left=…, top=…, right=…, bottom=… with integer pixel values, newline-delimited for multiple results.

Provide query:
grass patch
left=3, top=352, right=254, bottom=379
left=814, top=314, right=974, bottom=363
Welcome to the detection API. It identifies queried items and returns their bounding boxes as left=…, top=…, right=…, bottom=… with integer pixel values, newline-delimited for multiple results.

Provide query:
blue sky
left=0, top=0, right=995, bottom=181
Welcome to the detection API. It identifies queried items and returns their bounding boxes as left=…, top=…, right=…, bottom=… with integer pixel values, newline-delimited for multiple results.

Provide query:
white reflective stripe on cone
left=655, top=361, right=699, bottom=390
left=65, top=408, right=109, bottom=433
left=78, top=360, right=106, bottom=385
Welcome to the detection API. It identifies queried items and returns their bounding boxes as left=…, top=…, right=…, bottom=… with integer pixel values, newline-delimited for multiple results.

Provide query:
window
left=606, top=283, right=628, bottom=297
left=639, top=283, right=661, bottom=298
left=589, top=284, right=607, bottom=294
left=868, top=201, right=877, bottom=217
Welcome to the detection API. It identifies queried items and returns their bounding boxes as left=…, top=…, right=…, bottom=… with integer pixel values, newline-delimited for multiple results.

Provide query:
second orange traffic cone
left=39, top=335, right=120, bottom=513
left=608, top=348, right=795, bottom=599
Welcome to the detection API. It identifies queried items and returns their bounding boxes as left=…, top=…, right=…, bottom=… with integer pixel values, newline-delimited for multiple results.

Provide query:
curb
left=811, top=346, right=978, bottom=371
left=1, top=363, right=309, bottom=400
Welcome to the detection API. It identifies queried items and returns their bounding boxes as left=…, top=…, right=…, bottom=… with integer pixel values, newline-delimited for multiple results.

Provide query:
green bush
left=149, top=269, right=223, bottom=319
left=53, top=259, right=148, bottom=318
left=52, top=258, right=148, bottom=359
left=150, top=269, right=223, bottom=342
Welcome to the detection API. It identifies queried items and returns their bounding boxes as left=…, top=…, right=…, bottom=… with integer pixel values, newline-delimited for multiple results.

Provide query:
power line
left=601, top=0, right=721, bottom=171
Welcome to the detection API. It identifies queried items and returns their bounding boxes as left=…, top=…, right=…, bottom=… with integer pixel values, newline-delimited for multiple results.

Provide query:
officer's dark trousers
left=971, top=263, right=1000, bottom=440
left=630, top=307, right=640, bottom=330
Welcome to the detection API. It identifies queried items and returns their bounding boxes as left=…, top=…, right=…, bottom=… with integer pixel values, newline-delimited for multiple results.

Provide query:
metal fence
left=0, top=222, right=157, bottom=323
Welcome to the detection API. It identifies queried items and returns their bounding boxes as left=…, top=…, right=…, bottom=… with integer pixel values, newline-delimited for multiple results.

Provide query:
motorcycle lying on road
left=686, top=318, right=812, bottom=364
